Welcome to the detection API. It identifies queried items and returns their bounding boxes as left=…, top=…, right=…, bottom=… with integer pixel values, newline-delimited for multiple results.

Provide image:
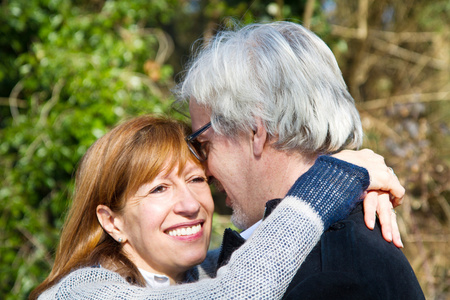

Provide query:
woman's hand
left=332, top=149, right=404, bottom=248
left=362, top=191, right=402, bottom=248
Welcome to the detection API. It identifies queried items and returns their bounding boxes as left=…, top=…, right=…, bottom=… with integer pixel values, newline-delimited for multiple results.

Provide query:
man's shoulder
left=284, top=203, right=424, bottom=299
left=336, top=203, right=406, bottom=261
left=323, top=204, right=408, bottom=270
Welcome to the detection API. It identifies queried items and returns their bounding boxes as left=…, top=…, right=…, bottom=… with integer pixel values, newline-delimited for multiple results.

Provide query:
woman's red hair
left=30, top=115, right=202, bottom=299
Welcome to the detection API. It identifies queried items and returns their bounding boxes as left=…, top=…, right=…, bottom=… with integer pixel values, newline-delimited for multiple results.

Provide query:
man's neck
left=242, top=147, right=318, bottom=229
left=257, top=148, right=317, bottom=200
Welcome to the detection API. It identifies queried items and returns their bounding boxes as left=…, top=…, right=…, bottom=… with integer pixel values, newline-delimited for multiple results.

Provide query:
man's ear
left=252, top=117, right=268, bottom=158
left=96, top=205, right=126, bottom=243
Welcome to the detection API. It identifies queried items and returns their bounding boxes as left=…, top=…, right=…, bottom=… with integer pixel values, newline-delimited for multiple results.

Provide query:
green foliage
left=0, top=1, right=181, bottom=298
left=1, top=0, right=448, bottom=299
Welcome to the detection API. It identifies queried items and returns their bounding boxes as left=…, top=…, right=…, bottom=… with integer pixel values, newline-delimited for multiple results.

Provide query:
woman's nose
left=173, top=188, right=201, bottom=216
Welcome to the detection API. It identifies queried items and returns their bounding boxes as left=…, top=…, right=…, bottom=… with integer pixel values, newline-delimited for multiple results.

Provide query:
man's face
left=189, top=100, right=266, bottom=229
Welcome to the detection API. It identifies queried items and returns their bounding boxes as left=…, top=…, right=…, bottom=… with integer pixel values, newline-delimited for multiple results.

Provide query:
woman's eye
left=150, top=185, right=167, bottom=194
left=190, top=176, right=207, bottom=183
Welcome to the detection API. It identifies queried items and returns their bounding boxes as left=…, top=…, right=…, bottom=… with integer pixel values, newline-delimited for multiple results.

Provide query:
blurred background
left=0, top=0, right=448, bottom=299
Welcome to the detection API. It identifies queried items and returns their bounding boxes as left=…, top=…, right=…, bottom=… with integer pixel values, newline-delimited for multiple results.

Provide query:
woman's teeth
left=167, top=224, right=201, bottom=237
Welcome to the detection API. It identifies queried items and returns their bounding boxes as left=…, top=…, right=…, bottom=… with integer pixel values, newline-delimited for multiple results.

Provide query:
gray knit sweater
left=39, top=156, right=369, bottom=299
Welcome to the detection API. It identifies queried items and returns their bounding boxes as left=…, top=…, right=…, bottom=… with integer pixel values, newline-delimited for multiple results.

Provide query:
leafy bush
left=0, top=1, right=179, bottom=298
left=1, top=1, right=448, bottom=299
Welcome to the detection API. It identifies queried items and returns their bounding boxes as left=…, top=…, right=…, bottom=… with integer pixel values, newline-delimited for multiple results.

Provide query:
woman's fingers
left=382, top=166, right=405, bottom=207
left=390, top=207, right=403, bottom=248
left=376, top=192, right=404, bottom=248
left=363, top=191, right=403, bottom=248
left=363, top=191, right=378, bottom=230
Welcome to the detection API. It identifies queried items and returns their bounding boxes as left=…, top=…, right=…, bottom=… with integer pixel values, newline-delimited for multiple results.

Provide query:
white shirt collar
left=239, top=220, right=262, bottom=240
left=138, top=268, right=171, bottom=289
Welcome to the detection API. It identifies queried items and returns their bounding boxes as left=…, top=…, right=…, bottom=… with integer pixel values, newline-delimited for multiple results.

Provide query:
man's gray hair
left=176, top=21, right=363, bottom=154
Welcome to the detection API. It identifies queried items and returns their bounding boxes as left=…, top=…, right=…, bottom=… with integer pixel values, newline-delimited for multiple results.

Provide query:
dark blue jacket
left=217, top=201, right=425, bottom=300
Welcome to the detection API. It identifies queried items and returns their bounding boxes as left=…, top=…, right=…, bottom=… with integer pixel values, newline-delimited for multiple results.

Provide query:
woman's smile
left=165, top=221, right=204, bottom=239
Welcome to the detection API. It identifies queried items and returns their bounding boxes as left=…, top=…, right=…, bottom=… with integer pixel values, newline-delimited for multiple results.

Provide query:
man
left=177, top=22, right=424, bottom=299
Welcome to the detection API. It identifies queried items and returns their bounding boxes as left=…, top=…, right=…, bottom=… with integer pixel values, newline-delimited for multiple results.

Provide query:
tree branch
left=0, top=97, right=27, bottom=108
left=370, top=37, right=447, bottom=70
left=9, top=81, right=24, bottom=123
left=303, top=0, right=315, bottom=29
left=359, top=91, right=450, bottom=111
left=38, top=79, right=65, bottom=127
left=357, top=0, right=368, bottom=39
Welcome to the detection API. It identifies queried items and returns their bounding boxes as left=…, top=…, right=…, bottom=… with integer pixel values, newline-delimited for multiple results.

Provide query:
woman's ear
left=252, top=117, right=268, bottom=158
left=96, top=205, right=126, bottom=243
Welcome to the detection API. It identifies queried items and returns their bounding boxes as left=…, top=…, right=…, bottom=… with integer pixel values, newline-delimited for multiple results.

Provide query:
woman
left=31, top=115, right=393, bottom=299
left=31, top=115, right=214, bottom=296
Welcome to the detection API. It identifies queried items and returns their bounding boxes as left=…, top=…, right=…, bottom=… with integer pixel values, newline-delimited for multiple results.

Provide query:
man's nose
left=173, top=187, right=201, bottom=216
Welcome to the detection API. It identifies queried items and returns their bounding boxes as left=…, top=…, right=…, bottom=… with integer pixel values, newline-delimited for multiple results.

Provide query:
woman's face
left=119, top=160, right=214, bottom=282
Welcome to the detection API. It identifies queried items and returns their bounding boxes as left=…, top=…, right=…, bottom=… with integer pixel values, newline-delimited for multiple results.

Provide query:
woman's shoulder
left=38, top=266, right=128, bottom=299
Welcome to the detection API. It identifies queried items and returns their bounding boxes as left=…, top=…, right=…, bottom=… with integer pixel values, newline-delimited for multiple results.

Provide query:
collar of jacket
left=216, top=198, right=283, bottom=271
left=262, top=198, right=283, bottom=220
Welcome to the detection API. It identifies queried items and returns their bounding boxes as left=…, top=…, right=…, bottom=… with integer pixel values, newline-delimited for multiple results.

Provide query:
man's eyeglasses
left=185, top=122, right=212, bottom=162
